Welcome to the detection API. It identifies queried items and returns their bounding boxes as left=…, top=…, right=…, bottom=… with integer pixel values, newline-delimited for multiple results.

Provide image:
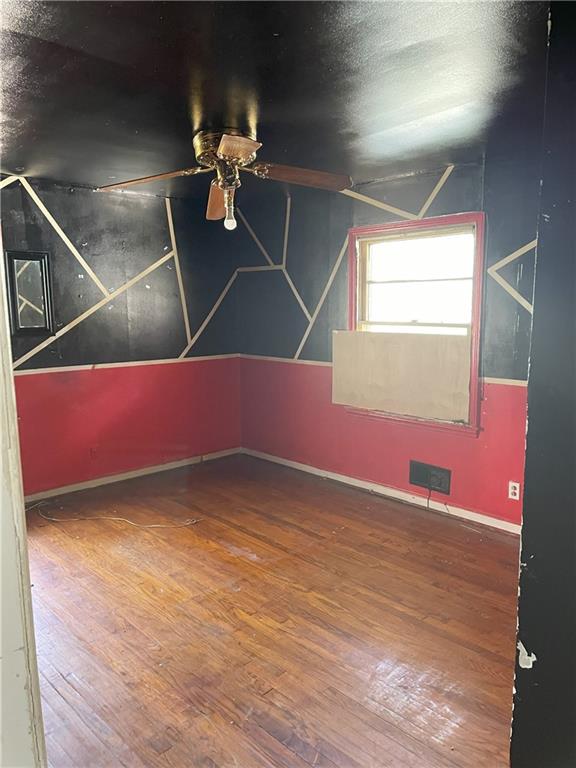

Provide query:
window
left=336, top=213, right=484, bottom=430
left=5, top=251, right=53, bottom=335
left=356, top=225, right=476, bottom=335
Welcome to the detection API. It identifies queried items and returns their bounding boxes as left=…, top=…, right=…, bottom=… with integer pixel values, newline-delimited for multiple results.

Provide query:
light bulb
left=224, top=213, right=237, bottom=230
left=223, top=186, right=237, bottom=230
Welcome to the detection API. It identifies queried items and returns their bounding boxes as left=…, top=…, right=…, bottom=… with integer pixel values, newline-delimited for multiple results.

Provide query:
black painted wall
left=0, top=176, right=271, bottom=368
left=1, top=180, right=181, bottom=366
left=511, top=4, right=576, bottom=766
left=232, top=3, right=549, bottom=379
left=236, top=157, right=544, bottom=382
left=0, top=2, right=549, bottom=384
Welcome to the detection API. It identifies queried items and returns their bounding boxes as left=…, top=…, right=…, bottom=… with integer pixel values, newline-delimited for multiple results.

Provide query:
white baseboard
left=240, top=448, right=521, bottom=535
left=25, top=444, right=521, bottom=535
left=24, top=448, right=242, bottom=502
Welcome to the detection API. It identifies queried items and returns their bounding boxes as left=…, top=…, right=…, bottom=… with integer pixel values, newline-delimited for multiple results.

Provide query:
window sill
left=341, top=405, right=481, bottom=438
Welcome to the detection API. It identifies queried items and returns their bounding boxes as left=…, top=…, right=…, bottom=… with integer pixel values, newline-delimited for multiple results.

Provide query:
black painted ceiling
left=1, top=1, right=543, bottom=195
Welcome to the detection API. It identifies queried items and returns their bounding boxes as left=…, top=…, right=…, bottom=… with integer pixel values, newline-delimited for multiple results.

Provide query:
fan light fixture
left=223, top=187, right=237, bottom=230
left=98, top=130, right=353, bottom=231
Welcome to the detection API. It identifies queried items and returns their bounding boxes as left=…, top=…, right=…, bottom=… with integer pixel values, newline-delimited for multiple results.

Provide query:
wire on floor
left=26, top=501, right=202, bottom=529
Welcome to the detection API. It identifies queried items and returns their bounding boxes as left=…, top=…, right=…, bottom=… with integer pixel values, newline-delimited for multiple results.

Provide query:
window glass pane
left=14, top=259, right=47, bottom=329
left=367, top=230, right=475, bottom=282
left=367, top=279, right=473, bottom=324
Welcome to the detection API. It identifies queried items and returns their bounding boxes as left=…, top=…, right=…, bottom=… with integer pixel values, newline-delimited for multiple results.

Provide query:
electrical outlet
left=508, top=481, right=521, bottom=500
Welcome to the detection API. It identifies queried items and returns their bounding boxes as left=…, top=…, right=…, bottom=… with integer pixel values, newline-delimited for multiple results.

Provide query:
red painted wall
left=240, top=357, right=527, bottom=524
left=15, top=355, right=527, bottom=524
left=15, top=357, right=241, bottom=496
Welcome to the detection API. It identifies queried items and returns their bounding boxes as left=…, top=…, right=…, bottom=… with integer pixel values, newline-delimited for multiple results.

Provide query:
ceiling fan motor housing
left=193, top=129, right=259, bottom=168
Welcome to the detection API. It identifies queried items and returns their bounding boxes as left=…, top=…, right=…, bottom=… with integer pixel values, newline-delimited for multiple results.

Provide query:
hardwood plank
left=27, top=455, right=518, bottom=767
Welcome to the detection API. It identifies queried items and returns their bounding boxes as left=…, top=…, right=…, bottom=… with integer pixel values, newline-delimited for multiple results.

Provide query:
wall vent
left=409, top=460, right=451, bottom=495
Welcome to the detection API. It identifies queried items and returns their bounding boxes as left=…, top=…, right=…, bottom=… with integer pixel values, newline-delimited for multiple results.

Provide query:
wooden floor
left=27, top=456, right=519, bottom=768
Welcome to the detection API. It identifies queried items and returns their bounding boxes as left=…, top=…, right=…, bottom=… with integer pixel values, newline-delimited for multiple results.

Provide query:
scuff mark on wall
left=518, top=640, right=537, bottom=669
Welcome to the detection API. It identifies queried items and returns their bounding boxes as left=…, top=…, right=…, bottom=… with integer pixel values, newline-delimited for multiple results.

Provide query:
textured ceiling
left=0, top=1, right=543, bottom=194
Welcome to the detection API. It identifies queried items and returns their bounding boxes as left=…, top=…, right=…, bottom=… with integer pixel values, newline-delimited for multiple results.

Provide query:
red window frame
left=347, top=212, right=485, bottom=435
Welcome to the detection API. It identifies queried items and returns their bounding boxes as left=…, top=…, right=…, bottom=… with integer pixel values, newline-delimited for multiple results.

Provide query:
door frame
left=0, top=238, right=47, bottom=767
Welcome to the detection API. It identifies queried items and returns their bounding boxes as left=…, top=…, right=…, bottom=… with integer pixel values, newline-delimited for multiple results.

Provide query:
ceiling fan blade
left=98, top=166, right=209, bottom=191
left=206, top=183, right=226, bottom=220
left=217, top=134, right=262, bottom=162
left=248, top=162, right=352, bottom=192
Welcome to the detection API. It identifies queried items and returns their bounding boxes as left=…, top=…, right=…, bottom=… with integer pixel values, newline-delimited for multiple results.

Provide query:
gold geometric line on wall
left=165, top=198, right=192, bottom=345
left=276, top=193, right=313, bottom=318
left=340, top=164, right=455, bottom=222
left=417, top=165, right=454, bottom=218
left=1, top=172, right=311, bottom=366
left=236, top=203, right=311, bottom=319
left=340, top=189, right=418, bottom=220
left=282, top=193, right=291, bottom=268
left=294, top=236, right=349, bottom=359
left=12, top=250, right=174, bottom=369
left=237, top=208, right=275, bottom=266
left=2, top=175, right=111, bottom=298
left=178, top=270, right=239, bottom=358
left=4, top=178, right=271, bottom=368
left=288, top=163, right=455, bottom=359
left=487, top=239, right=537, bottom=314
left=178, top=263, right=290, bottom=359
left=237, top=265, right=284, bottom=273
left=3, top=162, right=459, bottom=368
left=176, top=203, right=314, bottom=358
left=18, top=177, right=110, bottom=297
left=0, top=175, right=20, bottom=190
left=176, top=189, right=328, bottom=357
left=283, top=269, right=312, bottom=321
left=183, top=166, right=458, bottom=359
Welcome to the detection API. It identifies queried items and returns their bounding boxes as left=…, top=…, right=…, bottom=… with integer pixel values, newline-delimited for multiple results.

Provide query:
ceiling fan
left=98, top=129, right=353, bottom=231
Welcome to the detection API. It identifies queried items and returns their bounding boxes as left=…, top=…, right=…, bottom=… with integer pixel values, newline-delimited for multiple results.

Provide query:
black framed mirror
left=5, top=250, right=54, bottom=335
